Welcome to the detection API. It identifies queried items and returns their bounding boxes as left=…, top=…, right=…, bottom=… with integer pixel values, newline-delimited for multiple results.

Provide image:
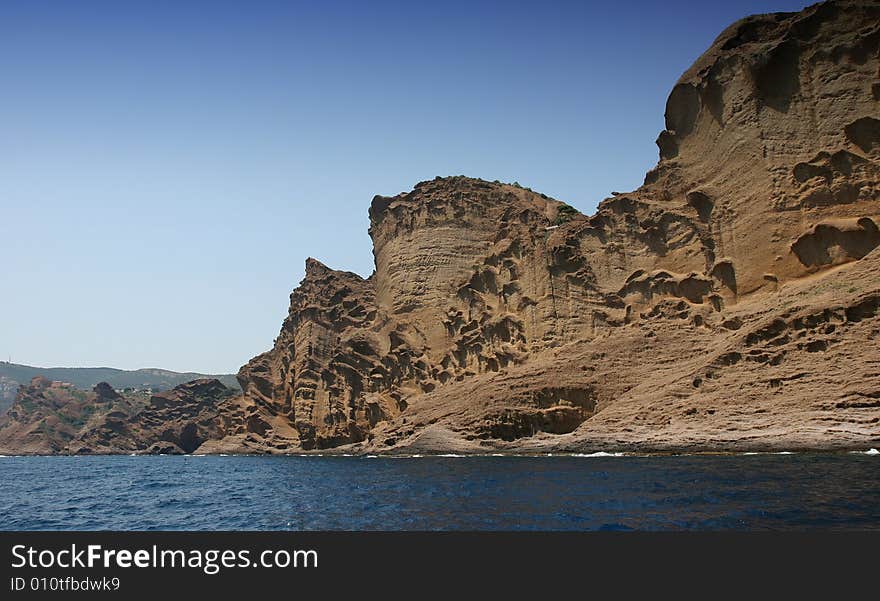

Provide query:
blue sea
left=1, top=453, right=878, bottom=530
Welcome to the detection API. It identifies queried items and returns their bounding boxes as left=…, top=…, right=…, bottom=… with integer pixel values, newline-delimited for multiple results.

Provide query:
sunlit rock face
left=3, top=0, right=878, bottom=455
left=225, top=0, right=880, bottom=455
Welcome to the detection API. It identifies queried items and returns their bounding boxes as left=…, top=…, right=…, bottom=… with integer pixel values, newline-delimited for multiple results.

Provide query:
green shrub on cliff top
left=554, top=203, right=580, bottom=225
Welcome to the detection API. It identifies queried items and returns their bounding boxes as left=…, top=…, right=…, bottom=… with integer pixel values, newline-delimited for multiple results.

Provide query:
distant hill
left=0, top=362, right=240, bottom=413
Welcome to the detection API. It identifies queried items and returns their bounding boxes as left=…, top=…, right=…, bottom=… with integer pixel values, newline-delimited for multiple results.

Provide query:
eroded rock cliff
left=1, top=0, right=877, bottom=454
left=69, top=379, right=241, bottom=455
left=0, top=378, right=144, bottom=454
left=223, top=0, right=880, bottom=454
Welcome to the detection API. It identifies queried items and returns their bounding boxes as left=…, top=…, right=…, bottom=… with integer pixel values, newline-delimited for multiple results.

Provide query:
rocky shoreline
left=2, top=0, right=879, bottom=457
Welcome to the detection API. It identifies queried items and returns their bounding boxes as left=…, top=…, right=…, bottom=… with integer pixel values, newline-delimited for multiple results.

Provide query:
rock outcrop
left=1, top=0, right=878, bottom=454
left=0, top=379, right=144, bottom=454
left=69, top=379, right=241, bottom=454
left=223, top=0, right=880, bottom=454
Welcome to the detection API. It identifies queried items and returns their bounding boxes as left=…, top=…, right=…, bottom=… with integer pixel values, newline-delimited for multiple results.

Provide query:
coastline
left=1, top=446, right=877, bottom=458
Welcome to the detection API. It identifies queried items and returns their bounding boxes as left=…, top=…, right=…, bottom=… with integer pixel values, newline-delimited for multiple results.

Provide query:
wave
left=571, top=452, right=627, bottom=457
left=369, top=451, right=628, bottom=458
left=847, top=449, right=879, bottom=455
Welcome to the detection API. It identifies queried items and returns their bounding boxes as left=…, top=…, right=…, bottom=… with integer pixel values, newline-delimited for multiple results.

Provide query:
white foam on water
left=571, top=452, right=627, bottom=457
left=2, top=449, right=875, bottom=458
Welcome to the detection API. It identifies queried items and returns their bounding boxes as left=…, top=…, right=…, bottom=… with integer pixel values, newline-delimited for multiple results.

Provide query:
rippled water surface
left=1, top=454, right=878, bottom=530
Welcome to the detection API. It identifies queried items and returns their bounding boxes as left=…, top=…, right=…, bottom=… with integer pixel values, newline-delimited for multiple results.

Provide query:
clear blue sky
left=1, top=0, right=812, bottom=374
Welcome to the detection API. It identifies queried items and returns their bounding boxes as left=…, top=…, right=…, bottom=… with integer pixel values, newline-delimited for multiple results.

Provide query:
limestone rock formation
left=69, top=379, right=241, bottom=454
left=0, top=379, right=143, bottom=454
left=222, top=0, right=880, bottom=454
left=1, top=0, right=877, bottom=454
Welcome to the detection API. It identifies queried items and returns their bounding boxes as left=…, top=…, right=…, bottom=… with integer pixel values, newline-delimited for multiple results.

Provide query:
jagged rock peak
left=369, top=175, right=565, bottom=229
left=93, top=382, right=122, bottom=401
left=302, top=257, right=367, bottom=283
left=304, top=256, right=331, bottom=274
left=167, top=378, right=229, bottom=397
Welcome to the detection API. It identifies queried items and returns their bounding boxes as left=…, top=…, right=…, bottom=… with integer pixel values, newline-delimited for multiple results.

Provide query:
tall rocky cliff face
left=648, top=0, right=879, bottom=292
left=225, top=0, right=880, bottom=454
left=2, top=0, right=877, bottom=455
left=237, top=180, right=598, bottom=449
left=225, top=1, right=880, bottom=449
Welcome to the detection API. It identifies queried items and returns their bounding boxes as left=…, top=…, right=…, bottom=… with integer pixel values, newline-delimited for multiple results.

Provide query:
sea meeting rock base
left=1, top=0, right=879, bottom=457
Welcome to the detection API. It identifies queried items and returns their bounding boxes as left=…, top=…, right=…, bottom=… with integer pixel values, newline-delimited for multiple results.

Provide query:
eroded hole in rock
left=721, top=317, right=743, bottom=330
left=478, top=406, right=591, bottom=441
left=178, top=422, right=202, bottom=454
left=793, top=150, right=867, bottom=185
left=665, top=83, right=702, bottom=136
left=246, top=413, right=271, bottom=436
left=710, top=259, right=737, bottom=295
left=483, top=316, right=524, bottom=345
left=805, top=340, right=828, bottom=353
left=468, top=267, right=499, bottom=295
left=791, top=217, right=880, bottom=267
left=678, top=275, right=713, bottom=304
left=829, top=149, right=866, bottom=175
left=752, top=39, right=801, bottom=112
left=476, top=387, right=597, bottom=441
left=656, top=130, right=679, bottom=160
left=793, top=160, right=833, bottom=183
left=687, top=191, right=714, bottom=221
left=746, top=319, right=788, bottom=346
left=714, top=352, right=742, bottom=367
left=844, top=116, right=880, bottom=154
left=845, top=295, right=880, bottom=323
